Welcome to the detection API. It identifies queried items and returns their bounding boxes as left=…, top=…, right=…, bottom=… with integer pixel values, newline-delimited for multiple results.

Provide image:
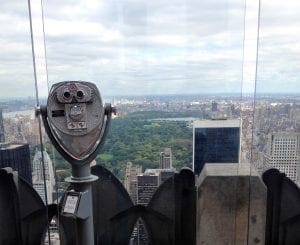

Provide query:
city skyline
left=0, top=92, right=300, bottom=105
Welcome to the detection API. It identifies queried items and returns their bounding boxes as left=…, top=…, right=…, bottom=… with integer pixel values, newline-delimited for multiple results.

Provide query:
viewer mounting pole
left=36, top=81, right=116, bottom=245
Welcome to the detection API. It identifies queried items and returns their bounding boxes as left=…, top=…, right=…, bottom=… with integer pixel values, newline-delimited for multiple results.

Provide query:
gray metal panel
left=18, top=176, right=53, bottom=245
left=0, top=168, right=22, bottom=245
left=0, top=167, right=56, bottom=245
left=263, top=168, right=300, bottom=245
left=59, top=165, right=134, bottom=244
left=59, top=166, right=196, bottom=245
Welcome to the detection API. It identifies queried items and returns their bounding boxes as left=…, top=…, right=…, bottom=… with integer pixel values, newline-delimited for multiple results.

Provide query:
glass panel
left=252, top=0, right=300, bottom=181
left=0, top=2, right=36, bottom=99
left=0, top=1, right=52, bottom=244
left=250, top=0, right=300, bottom=244
left=28, top=1, right=60, bottom=244
left=42, top=0, right=247, bottom=244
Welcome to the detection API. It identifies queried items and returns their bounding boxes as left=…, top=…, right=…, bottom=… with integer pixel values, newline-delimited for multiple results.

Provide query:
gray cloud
left=42, top=0, right=246, bottom=96
left=2, top=0, right=296, bottom=99
left=254, top=0, right=300, bottom=93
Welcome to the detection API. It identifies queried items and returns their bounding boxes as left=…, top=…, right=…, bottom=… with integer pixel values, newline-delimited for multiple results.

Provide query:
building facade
left=159, top=148, right=173, bottom=169
left=0, top=143, right=32, bottom=184
left=32, top=150, right=56, bottom=204
left=193, top=119, right=240, bottom=174
left=137, top=171, right=159, bottom=245
left=124, top=162, right=142, bottom=204
left=136, top=168, right=175, bottom=244
left=0, top=109, right=5, bottom=143
left=137, top=173, right=159, bottom=206
left=264, top=132, right=300, bottom=183
left=212, top=101, right=218, bottom=112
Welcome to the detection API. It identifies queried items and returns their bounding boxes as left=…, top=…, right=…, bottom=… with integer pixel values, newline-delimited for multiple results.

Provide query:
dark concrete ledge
left=196, top=163, right=267, bottom=245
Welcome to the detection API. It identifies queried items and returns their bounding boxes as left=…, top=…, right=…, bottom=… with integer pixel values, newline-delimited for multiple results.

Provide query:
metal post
left=66, top=164, right=97, bottom=245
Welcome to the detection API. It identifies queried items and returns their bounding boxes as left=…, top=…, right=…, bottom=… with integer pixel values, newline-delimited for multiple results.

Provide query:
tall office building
left=212, top=101, right=218, bottom=112
left=136, top=168, right=175, bottom=244
left=0, top=109, right=5, bottom=143
left=124, top=162, right=142, bottom=204
left=193, top=119, right=240, bottom=174
left=160, top=170, right=175, bottom=183
left=159, top=148, right=173, bottom=169
left=264, top=132, right=300, bottom=183
left=137, top=172, right=159, bottom=206
left=124, top=162, right=142, bottom=244
left=0, top=143, right=32, bottom=184
left=137, top=171, right=159, bottom=245
left=32, top=149, right=56, bottom=204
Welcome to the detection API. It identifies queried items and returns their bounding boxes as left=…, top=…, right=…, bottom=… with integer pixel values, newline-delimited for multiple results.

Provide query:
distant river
left=3, top=109, right=34, bottom=118
left=151, top=117, right=198, bottom=122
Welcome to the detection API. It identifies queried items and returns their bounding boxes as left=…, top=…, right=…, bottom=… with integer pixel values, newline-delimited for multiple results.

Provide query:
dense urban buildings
left=193, top=119, right=240, bottom=174
left=1, top=93, right=300, bottom=243
left=0, top=109, right=5, bottom=143
left=0, top=143, right=32, bottom=184
left=32, top=149, right=56, bottom=204
left=124, top=148, right=176, bottom=245
left=211, top=101, right=218, bottom=112
left=2, top=95, right=300, bottom=184
left=250, top=98, right=300, bottom=184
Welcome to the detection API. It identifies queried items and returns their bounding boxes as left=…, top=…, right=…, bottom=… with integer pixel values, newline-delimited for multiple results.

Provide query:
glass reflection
left=41, top=0, right=247, bottom=244
left=0, top=0, right=250, bottom=244
left=0, top=1, right=54, bottom=244
left=252, top=0, right=300, bottom=186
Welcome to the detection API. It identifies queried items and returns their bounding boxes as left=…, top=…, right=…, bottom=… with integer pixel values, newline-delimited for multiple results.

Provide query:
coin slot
left=52, top=110, right=65, bottom=117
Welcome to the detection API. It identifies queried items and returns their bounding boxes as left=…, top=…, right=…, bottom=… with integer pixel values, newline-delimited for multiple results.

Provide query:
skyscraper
left=136, top=168, right=176, bottom=244
left=193, top=119, right=240, bottom=174
left=264, top=132, right=300, bottom=183
left=137, top=171, right=159, bottom=245
left=160, top=170, right=175, bottom=183
left=124, top=162, right=142, bottom=204
left=137, top=172, right=159, bottom=206
left=124, top=162, right=142, bottom=244
left=159, top=148, right=172, bottom=169
left=0, top=109, right=5, bottom=143
left=0, top=143, right=32, bottom=184
left=32, top=149, right=56, bottom=204
left=212, top=101, right=218, bottom=112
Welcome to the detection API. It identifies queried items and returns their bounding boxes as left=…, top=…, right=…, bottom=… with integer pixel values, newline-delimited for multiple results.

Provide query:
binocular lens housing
left=77, top=90, right=84, bottom=99
left=64, top=91, right=71, bottom=99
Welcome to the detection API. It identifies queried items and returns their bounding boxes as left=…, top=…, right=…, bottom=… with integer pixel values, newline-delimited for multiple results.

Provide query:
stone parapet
left=196, top=163, right=266, bottom=245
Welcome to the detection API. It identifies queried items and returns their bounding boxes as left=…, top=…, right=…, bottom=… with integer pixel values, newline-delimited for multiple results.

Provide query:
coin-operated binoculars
left=36, top=81, right=116, bottom=245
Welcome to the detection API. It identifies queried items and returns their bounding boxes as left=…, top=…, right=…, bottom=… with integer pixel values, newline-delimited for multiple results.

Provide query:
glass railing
left=249, top=0, right=300, bottom=244
left=1, top=0, right=248, bottom=244
left=4, top=0, right=300, bottom=244
left=41, top=1, right=246, bottom=243
left=252, top=0, right=300, bottom=181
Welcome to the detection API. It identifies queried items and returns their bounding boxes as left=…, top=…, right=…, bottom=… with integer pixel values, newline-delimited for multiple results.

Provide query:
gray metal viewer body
left=36, top=81, right=115, bottom=245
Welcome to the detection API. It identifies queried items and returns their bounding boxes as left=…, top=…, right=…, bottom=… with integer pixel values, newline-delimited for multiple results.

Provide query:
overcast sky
left=0, top=0, right=299, bottom=99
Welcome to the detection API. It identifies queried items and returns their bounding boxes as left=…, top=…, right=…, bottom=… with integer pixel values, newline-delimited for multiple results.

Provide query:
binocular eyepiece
left=56, top=82, right=94, bottom=104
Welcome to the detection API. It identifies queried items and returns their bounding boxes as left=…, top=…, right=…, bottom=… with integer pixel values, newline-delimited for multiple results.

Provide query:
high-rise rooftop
left=193, top=119, right=240, bottom=174
left=0, top=143, right=32, bottom=184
